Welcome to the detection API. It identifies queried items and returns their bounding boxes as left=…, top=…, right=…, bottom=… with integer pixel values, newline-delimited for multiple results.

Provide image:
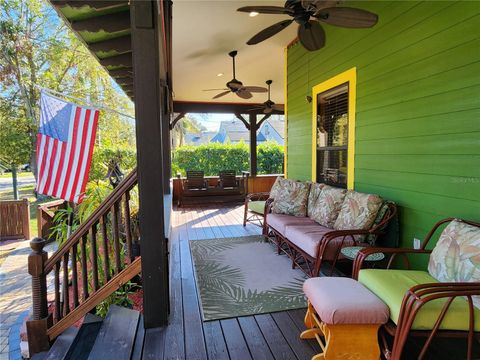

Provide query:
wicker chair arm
left=392, top=282, right=480, bottom=359
left=246, top=192, right=271, bottom=201
left=265, top=197, right=275, bottom=214
left=352, top=247, right=432, bottom=280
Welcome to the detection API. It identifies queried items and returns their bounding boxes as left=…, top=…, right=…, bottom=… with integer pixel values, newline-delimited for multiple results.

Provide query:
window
left=316, top=84, right=349, bottom=188
left=311, top=67, right=356, bottom=189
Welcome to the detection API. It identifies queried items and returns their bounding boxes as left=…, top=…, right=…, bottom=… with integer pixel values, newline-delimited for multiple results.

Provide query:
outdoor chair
left=176, top=171, right=208, bottom=206
left=218, top=170, right=238, bottom=189
left=353, top=218, right=480, bottom=360
left=243, top=176, right=282, bottom=231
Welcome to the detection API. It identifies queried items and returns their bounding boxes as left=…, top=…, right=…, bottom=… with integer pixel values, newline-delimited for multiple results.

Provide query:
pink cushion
left=267, top=213, right=315, bottom=237
left=303, top=277, right=389, bottom=325
left=285, top=225, right=355, bottom=260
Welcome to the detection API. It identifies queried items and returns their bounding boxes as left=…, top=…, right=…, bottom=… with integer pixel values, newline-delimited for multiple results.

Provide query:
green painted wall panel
left=286, top=1, right=480, bottom=264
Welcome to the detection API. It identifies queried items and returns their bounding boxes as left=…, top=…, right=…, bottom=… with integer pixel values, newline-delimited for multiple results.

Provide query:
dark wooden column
left=249, top=114, right=257, bottom=177
left=131, top=0, right=169, bottom=327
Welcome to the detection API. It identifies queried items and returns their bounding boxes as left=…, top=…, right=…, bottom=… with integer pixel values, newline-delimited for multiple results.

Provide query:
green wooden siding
left=286, top=0, right=480, bottom=264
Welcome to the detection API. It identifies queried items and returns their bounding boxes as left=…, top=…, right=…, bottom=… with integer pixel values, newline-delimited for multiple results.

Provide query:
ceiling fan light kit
left=202, top=50, right=268, bottom=100
left=238, top=0, right=378, bottom=51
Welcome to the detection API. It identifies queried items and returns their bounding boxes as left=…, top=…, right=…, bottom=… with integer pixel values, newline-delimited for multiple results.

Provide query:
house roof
left=48, top=1, right=291, bottom=105
left=261, top=117, right=285, bottom=138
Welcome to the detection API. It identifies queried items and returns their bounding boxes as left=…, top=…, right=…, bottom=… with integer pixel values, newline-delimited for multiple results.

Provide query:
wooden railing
left=0, top=198, right=30, bottom=240
left=26, top=169, right=142, bottom=355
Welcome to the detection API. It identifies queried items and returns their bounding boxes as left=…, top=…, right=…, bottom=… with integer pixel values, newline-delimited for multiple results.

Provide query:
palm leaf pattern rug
left=190, top=235, right=307, bottom=321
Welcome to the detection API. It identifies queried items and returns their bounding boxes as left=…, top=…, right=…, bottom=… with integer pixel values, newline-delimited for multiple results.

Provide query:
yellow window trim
left=311, top=67, right=356, bottom=190
left=283, top=47, right=288, bottom=178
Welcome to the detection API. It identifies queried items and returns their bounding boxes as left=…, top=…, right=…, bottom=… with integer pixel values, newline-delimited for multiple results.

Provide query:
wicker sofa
left=264, top=177, right=397, bottom=277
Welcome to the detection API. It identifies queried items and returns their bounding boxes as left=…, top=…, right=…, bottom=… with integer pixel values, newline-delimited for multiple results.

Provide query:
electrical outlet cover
left=413, top=238, right=421, bottom=250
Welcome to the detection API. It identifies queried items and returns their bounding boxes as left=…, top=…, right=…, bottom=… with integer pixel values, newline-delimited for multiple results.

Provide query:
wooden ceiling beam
left=173, top=101, right=284, bottom=115
left=108, top=68, right=133, bottom=77
left=71, top=12, right=130, bottom=33
left=89, top=35, right=132, bottom=53
left=100, top=53, right=132, bottom=67
left=51, top=1, right=128, bottom=10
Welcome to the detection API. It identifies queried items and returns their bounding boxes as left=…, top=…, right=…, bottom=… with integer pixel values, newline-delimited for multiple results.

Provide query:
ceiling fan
left=250, top=80, right=284, bottom=114
left=237, top=0, right=378, bottom=51
left=203, top=50, right=267, bottom=99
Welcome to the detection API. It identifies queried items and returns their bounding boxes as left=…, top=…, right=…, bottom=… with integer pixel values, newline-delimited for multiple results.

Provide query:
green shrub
left=172, top=141, right=283, bottom=176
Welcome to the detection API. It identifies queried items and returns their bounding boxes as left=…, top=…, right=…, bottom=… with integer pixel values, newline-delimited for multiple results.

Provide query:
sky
left=188, top=113, right=239, bottom=132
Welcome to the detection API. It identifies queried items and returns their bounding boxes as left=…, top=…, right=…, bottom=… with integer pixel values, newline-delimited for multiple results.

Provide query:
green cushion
left=248, top=200, right=266, bottom=215
left=359, top=269, right=480, bottom=331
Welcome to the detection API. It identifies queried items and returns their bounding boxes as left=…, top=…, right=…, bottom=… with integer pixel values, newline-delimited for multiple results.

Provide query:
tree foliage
left=172, top=142, right=284, bottom=176
left=0, top=0, right=135, bottom=184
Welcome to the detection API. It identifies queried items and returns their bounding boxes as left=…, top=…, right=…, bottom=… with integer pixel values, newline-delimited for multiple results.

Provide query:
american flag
left=36, top=92, right=99, bottom=204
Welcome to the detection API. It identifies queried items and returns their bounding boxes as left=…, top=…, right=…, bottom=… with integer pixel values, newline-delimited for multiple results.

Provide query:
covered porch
left=24, top=0, right=480, bottom=359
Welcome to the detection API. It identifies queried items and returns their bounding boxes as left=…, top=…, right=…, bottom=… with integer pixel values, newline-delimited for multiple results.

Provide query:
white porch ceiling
left=172, top=0, right=297, bottom=104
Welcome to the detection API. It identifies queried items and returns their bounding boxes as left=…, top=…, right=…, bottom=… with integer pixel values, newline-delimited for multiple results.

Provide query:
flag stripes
left=36, top=93, right=99, bottom=204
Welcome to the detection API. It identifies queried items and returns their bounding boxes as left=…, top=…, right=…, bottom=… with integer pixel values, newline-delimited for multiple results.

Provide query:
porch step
left=87, top=305, right=141, bottom=360
left=36, top=307, right=142, bottom=360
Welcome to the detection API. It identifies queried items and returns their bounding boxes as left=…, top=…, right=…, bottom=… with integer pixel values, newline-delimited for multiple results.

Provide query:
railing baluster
left=101, top=215, right=111, bottom=282
left=90, top=223, right=99, bottom=291
left=71, top=244, right=79, bottom=308
left=54, top=262, right=61, bottom=321
left=112, top=203, right=122, bottom=274
left=123, top=192, right=133, bottom=263
left=81, top=235, right=89, bottom=300
left=62, top=252, right=70, bottom=316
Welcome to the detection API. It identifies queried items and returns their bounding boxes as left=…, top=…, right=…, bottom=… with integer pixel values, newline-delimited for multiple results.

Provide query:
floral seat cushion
left=269, top=176, right=284, bottom=200
left=307, top=183, right=325, bottom=218
left=428, top=219, right=480, bottom=308
left=310, top=185, right=347, bottom=228
left=334, top=191, right=383, bottom=231
left=272, top=179, right=311, bottom=217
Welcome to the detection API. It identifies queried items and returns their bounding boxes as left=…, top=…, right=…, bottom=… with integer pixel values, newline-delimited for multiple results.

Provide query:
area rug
left=190, top=235, right=307, bottom=321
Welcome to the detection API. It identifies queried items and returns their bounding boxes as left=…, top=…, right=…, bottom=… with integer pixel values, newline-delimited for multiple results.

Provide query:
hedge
left=172, top=141, right=284, bottom=176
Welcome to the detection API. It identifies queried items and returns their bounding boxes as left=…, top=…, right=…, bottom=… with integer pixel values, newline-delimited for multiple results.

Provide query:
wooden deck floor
left=141, top=205, right=475, bottom=360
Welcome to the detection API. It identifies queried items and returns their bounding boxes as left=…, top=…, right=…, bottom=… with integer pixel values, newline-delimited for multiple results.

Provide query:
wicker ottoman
left=301, top=277, right=389, bottom=360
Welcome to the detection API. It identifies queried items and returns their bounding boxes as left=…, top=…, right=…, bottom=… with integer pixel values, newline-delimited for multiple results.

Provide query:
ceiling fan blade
left=236, top=90, right=253, bottom=100
left=247, top=19, right=294, bottom=45
left=298, top=21, right=326, bottom=51
left=203, top=88, right=229, bottom=91
left=237, top=6, right=293, bottom=15
left=243, top=86, right=268, bottom=93
left=264, top=107, right=273, bottom=114
left=315, top=7, right=378, bottom=28
left=272, top=104, right=285, bottom=111
left=213, top=90, right=231, bottom=99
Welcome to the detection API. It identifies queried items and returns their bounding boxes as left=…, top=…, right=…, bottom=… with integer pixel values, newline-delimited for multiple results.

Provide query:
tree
left=0, top=100, right=32, bottom=198
left=0, top=0, right=135, bottom=194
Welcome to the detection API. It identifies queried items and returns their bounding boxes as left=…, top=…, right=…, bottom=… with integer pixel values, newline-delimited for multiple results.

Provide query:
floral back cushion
left=334, top=191, right=383, bottom=231
left=272, top=179, right=311, bottom=217
left=428, top=220, right=480, bottom=308
left=307, top=183, right=325, bottom=218
left=310, top=185, right=347, bottom=228
left=269, top=177, right=284, bottom=200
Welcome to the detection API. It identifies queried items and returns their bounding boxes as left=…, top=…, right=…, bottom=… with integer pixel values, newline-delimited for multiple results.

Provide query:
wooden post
left=249, top=114, right=258, bottom=177
left=22, top=198, right=31, bottom=240
left=26, top=237, right=50, bottom=354
left=131, top=0, right=169, bottom=327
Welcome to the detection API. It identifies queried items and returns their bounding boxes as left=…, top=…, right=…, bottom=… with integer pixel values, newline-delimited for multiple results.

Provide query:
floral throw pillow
left=310, top=185, right=347, bottom=228
left=334, top=191, right=383, bottom=231
left=307, top=183, right=325, bottom=218
left=269, top=177, right=284, bottom=200
left=272, top=179, right=311, bottom=217
left=428, top=219, right=480, bottom=308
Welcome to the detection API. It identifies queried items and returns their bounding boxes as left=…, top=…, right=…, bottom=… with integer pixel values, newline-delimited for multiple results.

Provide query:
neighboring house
left=184, top=131, right=216, bottom=146
left=211, top=118, right=285, bottom=145
left=258, top=117, right=285, bottom=145
left=211, top=120, right=250, bottom=144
